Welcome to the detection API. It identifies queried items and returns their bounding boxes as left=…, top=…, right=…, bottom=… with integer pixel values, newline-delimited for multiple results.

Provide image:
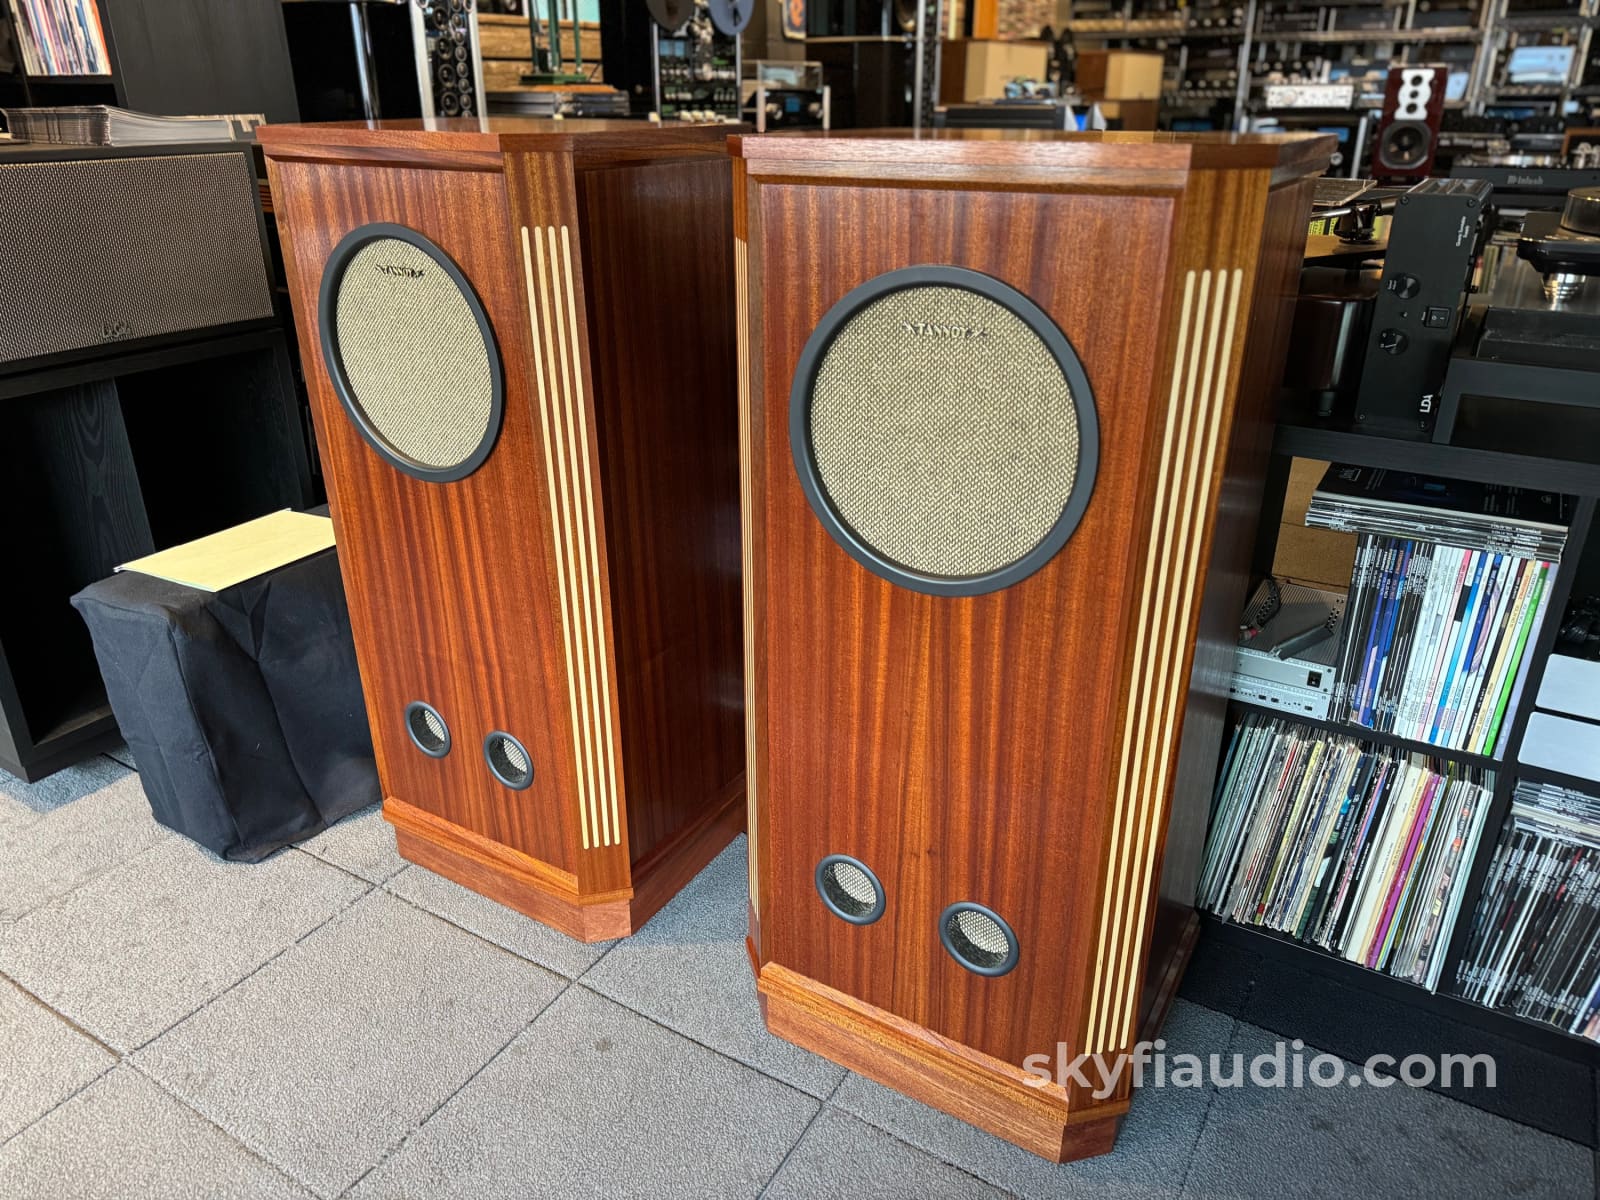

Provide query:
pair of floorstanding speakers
left=261, top=119, right=1331, bottom=1161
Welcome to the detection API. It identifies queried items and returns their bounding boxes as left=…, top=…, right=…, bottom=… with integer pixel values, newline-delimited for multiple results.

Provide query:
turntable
left=1434, top=187, right=1600, bottom=456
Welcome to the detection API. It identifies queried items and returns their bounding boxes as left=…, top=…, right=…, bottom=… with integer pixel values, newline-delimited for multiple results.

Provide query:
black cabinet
left=0, top=332, right=313, bottom=781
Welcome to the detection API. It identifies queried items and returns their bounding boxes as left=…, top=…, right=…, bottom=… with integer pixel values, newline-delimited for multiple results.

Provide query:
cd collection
left=1454, top=781, right=1600, bottom=1040
left=1331, top=534, right=1555, bottom=755
left=1200, top=713, right=1494, bottom=988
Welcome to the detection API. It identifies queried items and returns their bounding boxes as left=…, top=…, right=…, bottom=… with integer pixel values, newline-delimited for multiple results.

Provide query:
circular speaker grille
left=939, top=902, right=1019, bottom=976
left=1379, top=121, right=1428, bottom=170
left=484, top=731, right=534, bottom=790
left=318, top=224, right=503, bottom=482
left=815, top=854, right=886, bottom=924
left=405, top=701, right=451, bottom=758
left=792, top=267, right=1098, bottom=596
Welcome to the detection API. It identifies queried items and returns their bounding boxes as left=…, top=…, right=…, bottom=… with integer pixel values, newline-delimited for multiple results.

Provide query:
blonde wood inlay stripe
left=1107, top=262, right=1228, bottom=1043
left=522, top=225, right=592, bottom=851
left=533, top=228, right=600, bottom=850
left=1112, top=267, right=1244, bottom=1049
left=1085, top=269, right=1199, bottom=1056
left=1108, top=267, right=1213, bottom=1051
left=529, top=224, right=625, bottom=851
left=542, top=227, right=604, bottom=849
left=559, top=225, right=622, bottom=847
left=549, top=226, right=612, bottom=848
left=735, top=235, right=758, bottom=916
left=1100, top=267, right=1219, bottom=1048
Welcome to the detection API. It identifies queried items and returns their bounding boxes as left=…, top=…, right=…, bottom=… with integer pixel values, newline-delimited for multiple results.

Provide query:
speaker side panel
left=268, top=154, right=584, bottom=879
left=569, top=154, right=747, bottom=874
left=1142, top=171, right=1316, bottom=1038
left=752, top=180, right=1176, bottom=1070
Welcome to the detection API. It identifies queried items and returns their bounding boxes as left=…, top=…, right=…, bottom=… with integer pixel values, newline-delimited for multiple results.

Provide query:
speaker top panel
left=731, top=129, right=1339, bottom=179
left=318, top=223, right=504, bottom=482
left=790, top=265, right=1099, bottom=596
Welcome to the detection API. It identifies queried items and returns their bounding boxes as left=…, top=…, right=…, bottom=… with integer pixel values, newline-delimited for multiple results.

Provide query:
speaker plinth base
left=755, top=961, right=1129, bottom=1163
left=384, top=779, right=745, bottom=942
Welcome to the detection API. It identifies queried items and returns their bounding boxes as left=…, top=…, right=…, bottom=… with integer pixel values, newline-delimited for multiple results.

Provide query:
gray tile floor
left=1, top=752, right=1593, bottom=1199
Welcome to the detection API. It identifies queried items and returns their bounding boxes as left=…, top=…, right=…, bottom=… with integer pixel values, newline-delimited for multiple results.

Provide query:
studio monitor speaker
left=261, top=119, right=744, bottom=940
left=734, top=130, right=1332, bottom=1160
left=1374, top=66, right=1448, bottom=184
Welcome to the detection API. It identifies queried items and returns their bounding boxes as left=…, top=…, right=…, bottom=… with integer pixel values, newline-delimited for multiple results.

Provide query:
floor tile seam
left=128, top=881, right=376, bottom=1057
left=568, top=976, right=841, bottom=1102
left=332, top=975, right=580, bottom=1200
left=0, top=826, right=177, bottom=926
left=126, top=1058, right=328, bottom=1199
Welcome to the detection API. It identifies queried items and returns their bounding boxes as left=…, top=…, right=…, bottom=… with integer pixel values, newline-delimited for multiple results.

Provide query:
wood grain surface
left=735, top=130, right=1331, bottom=1154
left=263, top=122, right=743, bottom=938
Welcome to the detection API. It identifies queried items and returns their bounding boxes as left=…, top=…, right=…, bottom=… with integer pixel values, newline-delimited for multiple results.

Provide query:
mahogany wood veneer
left=261, top=119, right=744, bottom=940
left=734, top=129, right=1332, bottom=1159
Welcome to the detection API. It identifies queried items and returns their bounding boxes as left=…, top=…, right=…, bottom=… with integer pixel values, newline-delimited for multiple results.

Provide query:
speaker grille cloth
left=830, top=862, right=877, bottom=906
left=332, top=238, right=494, bottom=470
left=951, top=908, right=1010, bottom=957
left=0, top=153, right=273, bottom=364
left=497, top=737, right=530, bottom=775
left=809, top=285, right=1080, bottom=578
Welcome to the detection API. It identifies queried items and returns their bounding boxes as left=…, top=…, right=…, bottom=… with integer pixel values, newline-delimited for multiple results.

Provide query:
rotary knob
left=1560, top=186, right=1600, bottom=236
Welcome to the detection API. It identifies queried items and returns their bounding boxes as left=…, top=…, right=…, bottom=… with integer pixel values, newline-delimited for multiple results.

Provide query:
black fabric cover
left=71, top=547, right=378, bottom=862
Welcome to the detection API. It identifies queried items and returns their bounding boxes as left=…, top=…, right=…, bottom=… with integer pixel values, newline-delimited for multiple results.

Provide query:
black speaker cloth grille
left=0, top=153, right=272, bottom=363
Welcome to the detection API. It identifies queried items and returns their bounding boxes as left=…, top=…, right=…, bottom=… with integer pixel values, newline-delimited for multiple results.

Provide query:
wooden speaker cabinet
left=733, top=130, right=1332, bottom=1160
left=260, top=119, right=744, bottom=940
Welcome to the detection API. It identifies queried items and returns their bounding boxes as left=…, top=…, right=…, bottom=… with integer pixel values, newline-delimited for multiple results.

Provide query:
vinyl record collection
left=1200, top=713, right=1494, bottom=987
left=1453, top=780, right=1600, bottom=1041
left=1308, top=466, right=1569, bottom=754
left=5, top=0, right=110, bottom=76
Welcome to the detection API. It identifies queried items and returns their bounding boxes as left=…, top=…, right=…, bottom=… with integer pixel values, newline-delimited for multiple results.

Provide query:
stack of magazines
left=1307, top=466, right=1569, bottom=755
left=1, top=106, right=262, bottom=146
left=1454, top=781, right=1600, bottom=1040
left=1306, top=465, right=1570, bottom=561
left=1200, top=713, right=1494, bottom=988
left=1331, top=534, right=1555, bottom=755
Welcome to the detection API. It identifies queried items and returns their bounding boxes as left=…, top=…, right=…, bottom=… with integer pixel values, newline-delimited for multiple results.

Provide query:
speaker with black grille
left=262, top=118, right=745, bottom=940
left=1373, top=66, right=1447, bottom=184
left=0, top=144, right=274, bottom=373
left=281, top=0, right=486, bottom=121
left=735, top=129, right=1332, bottom=1161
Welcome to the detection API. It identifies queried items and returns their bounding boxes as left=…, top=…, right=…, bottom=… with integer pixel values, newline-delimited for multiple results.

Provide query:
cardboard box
left=1096, top=98, right=1160, bottom=130
left=940, top=39, right=1051, bottom=103
left=1075, top=50, right=1164, bottom=100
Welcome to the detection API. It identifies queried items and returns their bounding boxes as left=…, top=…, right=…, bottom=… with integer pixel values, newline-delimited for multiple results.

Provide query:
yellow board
left=118, top=510, right=335, bottom=592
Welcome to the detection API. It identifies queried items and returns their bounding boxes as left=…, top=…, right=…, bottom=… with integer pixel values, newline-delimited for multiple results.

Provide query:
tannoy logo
left=375, top=264, right=426, bottom=278
left=903, top=321, right=989, bottom=340
left=99, top=320, right=133, bottom=341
